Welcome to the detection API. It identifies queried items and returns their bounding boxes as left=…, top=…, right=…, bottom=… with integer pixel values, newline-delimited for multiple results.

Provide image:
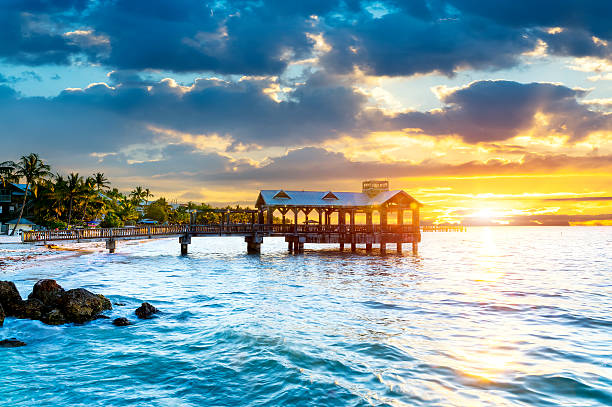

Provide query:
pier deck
left=20, top=223, right=464, bottom=255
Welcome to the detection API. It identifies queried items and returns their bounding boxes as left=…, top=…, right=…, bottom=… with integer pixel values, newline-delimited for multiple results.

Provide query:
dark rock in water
left=41, top=309, right=67, bottom=325
left=58, top=289, right=112, bottom=324
left=0, top=304, right=4, bottom=327
left=113, top=302, right=126, bottom=306
left=0, top=338, right=26, bottom=348
left=16, top=298, right=45, bottom=320
left=0, top=281, right=23, bottom=316
left=135, top=302, right=159, bottom=319
left=113, top=317, right=131, bottom=326
left=29, top=279, right=64, bottom=308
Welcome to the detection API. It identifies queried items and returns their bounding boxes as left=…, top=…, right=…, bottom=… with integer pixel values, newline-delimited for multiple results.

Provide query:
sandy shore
left=0, top=235, right=22, bottom=244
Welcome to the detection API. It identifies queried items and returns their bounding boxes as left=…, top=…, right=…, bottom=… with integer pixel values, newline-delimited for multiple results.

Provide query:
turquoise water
left=1, top=227, right=611, bottom=406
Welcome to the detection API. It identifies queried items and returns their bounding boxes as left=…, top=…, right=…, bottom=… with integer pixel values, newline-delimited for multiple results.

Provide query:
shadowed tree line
left=1, top=153, right=254, bottom=234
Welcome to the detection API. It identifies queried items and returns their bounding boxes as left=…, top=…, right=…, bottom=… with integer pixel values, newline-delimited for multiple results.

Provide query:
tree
left=144, top=188, right=154, bottom=205
left=94, top=172, right=110, bottom=192
left=117, top=197, right=139, bottom=224
left=130, top=186, right=146, bottom=204
left=144, top=198, right=170, bottom=223
left=65, top=172, right=83, bottom=226
left=0, top=161, right=17, bottom=187
left=9, top=153, right=51, bottom=235
left=80, top=176, right=97, bottom=222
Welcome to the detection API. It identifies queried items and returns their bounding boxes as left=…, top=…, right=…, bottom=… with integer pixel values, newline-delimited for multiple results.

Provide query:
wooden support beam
left=365, top=211, right=373, bottom=252
left=380, top=207, right=387, bottom=255
left=412, top=205, right=420, bottom=254
left=350, top=210, right=356, bottom=252
left=397, top=208, right=403, bottom=253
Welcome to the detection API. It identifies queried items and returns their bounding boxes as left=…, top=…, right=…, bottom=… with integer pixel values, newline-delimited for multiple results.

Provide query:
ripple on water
left=0, top=228, right=611, bottom=406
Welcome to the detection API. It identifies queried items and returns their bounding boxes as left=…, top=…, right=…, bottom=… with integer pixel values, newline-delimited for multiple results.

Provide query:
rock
left=135, top=302, right=159, bottom=319
left=0, top=338, right=26, bottom=348
left=113, top=317, right=131, bottom=326
left=113, top=302, right=126, bottom=306
left=28, top=279, right=64, bottom=308
left=16, top=298, right=45, bottom=320
left=0, top=281, right=23, bottom=316
left=0, top=304, right=4, bottom=327
left=41, top=309, right=67, bottom=325
left=58, top=288, right=112, bottom=323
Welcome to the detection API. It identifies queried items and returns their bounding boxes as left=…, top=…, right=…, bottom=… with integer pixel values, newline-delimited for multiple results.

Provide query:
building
left=4, top=218, right=36, bottom=235
left=255, top=180, right=422, bottom=253
left=0, top=183, right=33, bottom=225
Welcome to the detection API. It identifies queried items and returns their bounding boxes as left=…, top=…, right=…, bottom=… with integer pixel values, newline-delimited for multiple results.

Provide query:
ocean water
left=0, top=227, right=611, bottom=406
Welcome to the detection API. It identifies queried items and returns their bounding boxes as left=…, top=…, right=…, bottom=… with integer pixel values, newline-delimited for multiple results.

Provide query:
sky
left=1, top=0, right=611, bottom=225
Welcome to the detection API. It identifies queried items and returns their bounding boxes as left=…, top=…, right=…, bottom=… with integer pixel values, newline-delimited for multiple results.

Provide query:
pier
left=20, top=181, right=467, bottom=255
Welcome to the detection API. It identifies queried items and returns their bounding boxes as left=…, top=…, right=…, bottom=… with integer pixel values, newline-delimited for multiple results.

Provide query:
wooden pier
left=22, top=223, right=422, bottom=254
left=20, top=182, right=464, bottom=255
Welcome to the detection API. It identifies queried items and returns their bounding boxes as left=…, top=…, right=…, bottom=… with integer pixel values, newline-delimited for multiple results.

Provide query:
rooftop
left=256, top=188, right=421, bottom=208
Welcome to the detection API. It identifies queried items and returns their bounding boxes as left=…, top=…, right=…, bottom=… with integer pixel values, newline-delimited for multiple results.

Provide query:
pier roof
left=256, top=189, right=422, bottom=208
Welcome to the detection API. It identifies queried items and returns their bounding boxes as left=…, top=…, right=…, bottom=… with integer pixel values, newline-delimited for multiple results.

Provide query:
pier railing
left=22, top=223, right=427, bottom=243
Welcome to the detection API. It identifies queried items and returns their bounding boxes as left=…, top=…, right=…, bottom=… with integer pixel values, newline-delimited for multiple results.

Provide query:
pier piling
left=179, top=234, right=191, bottom=256
left=245, top=235, right=263, bottom=254
left=106, top=238, right=116, bottom=254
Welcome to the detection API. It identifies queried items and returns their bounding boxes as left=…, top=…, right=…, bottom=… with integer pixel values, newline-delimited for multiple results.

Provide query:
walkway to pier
left=21, top=223, right=462, bottom=255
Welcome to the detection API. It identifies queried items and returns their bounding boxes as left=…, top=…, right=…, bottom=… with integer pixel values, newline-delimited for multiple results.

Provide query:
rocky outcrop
left=41, top=309, right=67, bottom=325
left=16, top=298, right=45, bottom=320
left=135, top=302, right=159, bottom=319
left=0, top=304, right=4, bottom=327
left=113, top=317, right=131, bottom=326
left=0, top=338, right=26, bottom=348
left=0, top=281, right=23, bottom=316
left=57, top=289, right=112, bottom=324
left=29, top=279, right=65, bottom=308
left=0, top=280, right=112, bottom=325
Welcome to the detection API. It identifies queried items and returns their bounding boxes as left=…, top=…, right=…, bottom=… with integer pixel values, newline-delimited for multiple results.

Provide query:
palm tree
left=65, top=172, right=83, bottom=227
left=117, top=197, right=138, bottom=224
left=130, top=186, right=146, bottom=204
left=80, top=176, right=97, bottom=222
left=10, top=153, right=51, bottom=235
left=0, top=161, right=17, bottom=187
left=94, top=172, right=110, bottom=192
left=144, top=188, right=154, bottom=205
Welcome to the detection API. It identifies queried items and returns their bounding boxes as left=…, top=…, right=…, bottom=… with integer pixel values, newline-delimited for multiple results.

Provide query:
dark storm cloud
left=383, top=80, right=610, bottom=143
left=2, top=0, right=612, bottom=76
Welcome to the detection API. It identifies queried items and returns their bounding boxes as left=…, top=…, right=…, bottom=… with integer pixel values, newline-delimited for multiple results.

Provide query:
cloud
left=321, top=10, right=536, bottom=76
left=2, top=1, right=612, bottom=77
left=0, top=5, right=82, bottom=66
left=383, top=80, right=611, bottom=143
left=1, top=75, right=610, bottom=169
left=543, top=196, right=612, bottom=202
left=0, top=71, right=367, bottom=164
left=204, top=147, right=612, bottom=184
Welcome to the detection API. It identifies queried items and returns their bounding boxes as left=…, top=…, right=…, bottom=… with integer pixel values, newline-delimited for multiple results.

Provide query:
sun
left=474, top=208, right=496, bottom=219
